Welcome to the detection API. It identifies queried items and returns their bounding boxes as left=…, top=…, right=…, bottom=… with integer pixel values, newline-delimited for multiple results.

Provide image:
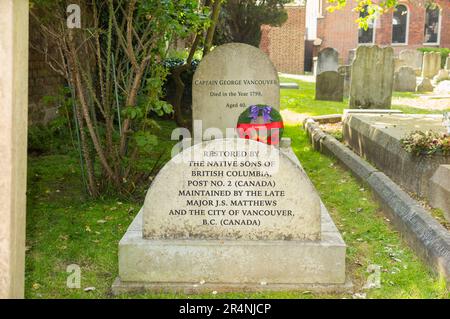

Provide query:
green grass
left=25, top=80, right=450, bottom=299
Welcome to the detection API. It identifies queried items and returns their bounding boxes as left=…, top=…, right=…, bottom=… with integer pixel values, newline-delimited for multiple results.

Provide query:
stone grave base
left=112, top=142, right=350, bottom=295
left=112, top=203, right=350, bottom=295
left=343, top=114, right=450, bottom=198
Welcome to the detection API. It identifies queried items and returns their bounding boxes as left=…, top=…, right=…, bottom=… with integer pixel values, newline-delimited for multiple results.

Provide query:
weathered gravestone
left=422, top=52, right=441, bottom=79
left=192, top=43, right=279, bottom=138
left=338, top=65, right=351, bottom=98
left=113, top=138, right=348, bottom=293
left=394, top=66, right=416, bottom=92
left=416, top=77, right=434, bottom=92
left=394, top=58, right=406, bottom=72
left=349, top=45, right=394, bottom=109
left=446, top=56, right=450, bottom=70
left=316, top=47, right=339, bottom=75
left=315, top=71, right=344, bottom=102
left=315, top=48, right=343, bottom=101
left=399, top=49, right=423, bottom=72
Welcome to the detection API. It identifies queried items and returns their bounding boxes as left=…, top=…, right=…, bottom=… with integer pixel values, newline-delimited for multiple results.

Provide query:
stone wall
left=260, top=5, right=306, bottom=74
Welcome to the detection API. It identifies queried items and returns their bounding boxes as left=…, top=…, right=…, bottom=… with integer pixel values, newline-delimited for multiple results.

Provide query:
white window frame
left=392, top=4, right=409, bottom=45
left=358, top=18, right=377, bottom=45
left=423, top=5, right=442, bottom=45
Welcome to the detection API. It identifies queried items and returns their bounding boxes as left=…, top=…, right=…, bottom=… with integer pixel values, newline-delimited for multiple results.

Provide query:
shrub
left=417, top=48, right=450, bottom=69
left=400, top=130, right=450, bottom=156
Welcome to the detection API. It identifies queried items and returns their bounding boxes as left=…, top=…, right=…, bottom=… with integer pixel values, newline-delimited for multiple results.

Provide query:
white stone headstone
left=142, top=138, right=321, bottom=241
left=349, top=45, right=394, bottom=109
left=317, top=47, right=339, bottom=75
left=192, top=43, right=279, bottom=138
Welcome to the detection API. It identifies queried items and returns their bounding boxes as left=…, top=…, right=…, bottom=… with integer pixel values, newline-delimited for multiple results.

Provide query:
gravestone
left=416, top=77, right=434, bottom=92
left=446, top=56, right=450, bottom=70
left=0, top=0, right=28, bottom=299
left=394, top=66, right=416, bottom=92
left=315, top=71, right=344, bottom=102
left=113, top=138, right=348, bottom=293
left=143, top=139, right=321, bottom=241
left=338, top=65, right=351, bottom=98
left=394, top=58, right=407, bottom=72
left=422, top=52, right=441, bottom=79
left=192, top=43, right=279, bottom=137
left=433, top=69, right=449, bottom=83
left=316, top=47, right=339, bottom=75
left=113, top=44, right=349, bottom=294
left=349, top=45, right=394, bottom=109
left=348, top=49, right=356, bottom=65
left=399, top=49, right=423, bottom=72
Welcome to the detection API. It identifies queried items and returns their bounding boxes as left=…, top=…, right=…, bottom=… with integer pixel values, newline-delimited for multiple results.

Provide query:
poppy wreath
left=236, top=104, right=284, bottom=145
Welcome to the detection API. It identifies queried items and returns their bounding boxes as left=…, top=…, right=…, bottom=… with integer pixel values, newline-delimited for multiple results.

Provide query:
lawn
left=25, top=80, right=450, bottom=299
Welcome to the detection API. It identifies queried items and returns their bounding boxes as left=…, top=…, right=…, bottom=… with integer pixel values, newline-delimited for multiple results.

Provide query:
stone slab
left=315, top=71, right=344, bottom=102
left=343, top=109, right=403, bottom=120
left=143, top=138, right=322, bottom=241
left=429, top=165, right=450, bottom=222
left=114, top=203, right=347, bottom=294
left=280, top=82, right=299, bottom=89
left=343, top=114, right=450, bottom=197
left=349, top=46, right=394, bottom=109
left=304, top=120, right=450, bottom=286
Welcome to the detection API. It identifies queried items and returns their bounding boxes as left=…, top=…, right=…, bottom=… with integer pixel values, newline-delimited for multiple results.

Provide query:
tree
left=31, top=0, right=210, bottom=196
left=215, top=0, right=290, bottom=47
left=326, top=0, right=437, bottom=29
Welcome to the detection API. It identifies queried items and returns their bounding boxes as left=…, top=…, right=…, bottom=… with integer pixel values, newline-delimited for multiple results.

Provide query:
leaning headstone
left=445, top=56, right=450, bottom=70
left=394, top=66, right=417, bottom=92
left=422, top=52, right=441, bottom=79
left=315, top=71, right=344, bottom=102
left=399, top=49, right=423, bottom=72
left=192, top=43, right=279, bottom=137
left=316, top=47, right=339, bottom=75
left=338, top=65, right=351, bottom=98
left=416, top=77, right=434, bottom=92
left=349, top=45, right=394, bottom=109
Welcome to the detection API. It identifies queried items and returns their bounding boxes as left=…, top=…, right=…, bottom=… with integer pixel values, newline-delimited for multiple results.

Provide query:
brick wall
left=260, top=6, right=306, bottom=74
left=28, top=12, right=66, bottom=125
left=315, top=0, right=450, bottom=64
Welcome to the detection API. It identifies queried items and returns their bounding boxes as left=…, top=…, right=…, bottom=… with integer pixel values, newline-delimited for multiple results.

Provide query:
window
left=392, top=5, right=408, bottom=44
left=424, top=5, right=441, bottom=44
left=358, top=7, right=375, bottom=44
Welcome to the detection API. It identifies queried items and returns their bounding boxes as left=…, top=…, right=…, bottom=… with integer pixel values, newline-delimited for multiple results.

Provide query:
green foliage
left=417, top=48, right=450, bottom=69
left=28, top=87, right=76, bottom=154
left=401, top=130, right=450, bottom=156
left=215, top=0, right=290, bottom=47
left=31, top=0, right=212, bottom=196
left=326, top=0, right=437, bottom=30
